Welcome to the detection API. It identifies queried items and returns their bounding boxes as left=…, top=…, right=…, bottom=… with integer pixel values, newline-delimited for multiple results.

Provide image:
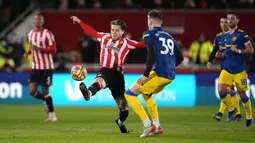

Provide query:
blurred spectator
left=153, top=0, right=163, bottom=9
left=126, top=32, right=147, bottom=63
left=211, top=0, right=230, bottom=9
left=184, top=0, right=196, bottom=8
left=79, top=35, right=98, bottom=63
left=54, top=45, right=69, bottom=72
left=76, top=0, right=86, bottom=9
left=93, top=0, right=102, bottom=9
left=22, top=37, right=32, bottom=68
left=58, top=0, right=69, bottom=10
left=122, top=0, right=137, bottom=9
left=8, top=33, right=24, bottom=68
left=69, top=50, right=83, bottom=64
left=189, top=33, right=213, bottom=64
left=200, top=0, right=208, bottom=8
left=0, top=37, right=16, bottom=72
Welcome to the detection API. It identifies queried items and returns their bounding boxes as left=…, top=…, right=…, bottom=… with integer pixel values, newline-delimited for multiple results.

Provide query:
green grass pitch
left=0, top=106, right=254, bottom=143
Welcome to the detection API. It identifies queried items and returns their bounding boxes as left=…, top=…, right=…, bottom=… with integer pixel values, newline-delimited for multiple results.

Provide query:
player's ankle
left=142, top=118, right=151, bottom=128
left=152, top=118, right=160, bottom=128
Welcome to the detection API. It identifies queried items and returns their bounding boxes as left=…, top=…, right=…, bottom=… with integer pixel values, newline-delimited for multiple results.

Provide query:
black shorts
left=29, top=70, right=53, bottom=87
left=96, top=68, right=125, bottom=99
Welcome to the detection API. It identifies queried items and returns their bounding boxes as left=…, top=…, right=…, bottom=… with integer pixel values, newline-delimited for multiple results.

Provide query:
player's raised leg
left=218, top=70, right=236, bottom=122
left=79, top=76, right=106, bottom=101
left=124, top=84, right=156, bottom=137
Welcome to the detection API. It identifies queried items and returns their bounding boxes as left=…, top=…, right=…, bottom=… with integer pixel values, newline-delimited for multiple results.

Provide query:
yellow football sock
left=242, top=98, right=253, bottom=119
left=124, top=94, right=148, bottom=121
left=220, top=93, right=234, bottom=111
left=218, top=101, right=227, bottom=114
left=231, top=94, right=241, bottom=115
left=142, top=94, right=158, bottom=119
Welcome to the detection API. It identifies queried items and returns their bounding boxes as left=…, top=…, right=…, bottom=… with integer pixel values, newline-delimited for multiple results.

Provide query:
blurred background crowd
left=0, top=0, right=254, bottom=73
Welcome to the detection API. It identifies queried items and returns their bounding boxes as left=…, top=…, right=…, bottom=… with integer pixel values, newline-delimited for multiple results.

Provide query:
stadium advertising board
left=51, top=74, right=196, bottom=107
left=0, top=73, right=196, bottom=107
left=2, top=73, right=255, bottom=107
left=0, top=73, right=41, bottom=104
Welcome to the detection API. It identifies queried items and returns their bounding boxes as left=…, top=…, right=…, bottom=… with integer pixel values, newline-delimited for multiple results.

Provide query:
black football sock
left=88, top=83, right=101, bottom=96
left=119, top=110, right=129, bottom=123
left=34, top=91, right=45, bottom=101
left=45, top=95, right=54, bottom=112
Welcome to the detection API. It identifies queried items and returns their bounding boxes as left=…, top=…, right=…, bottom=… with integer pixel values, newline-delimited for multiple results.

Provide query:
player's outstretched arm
left=70, top=16, right=99, bottom=38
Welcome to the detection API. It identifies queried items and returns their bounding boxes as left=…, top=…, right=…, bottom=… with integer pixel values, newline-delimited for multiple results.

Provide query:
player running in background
left=207, top=16, right=242, bottom=122
left=70, top=16, right=145, bottom=133
left=23, top=14, right=57, bottom=122
left=124, top=10, right=184, bottom=137
left=217, top=11, right=253, bottom=127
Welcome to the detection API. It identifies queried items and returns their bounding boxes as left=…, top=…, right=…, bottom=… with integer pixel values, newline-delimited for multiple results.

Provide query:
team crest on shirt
left=232, top=36, right=237, bottom=41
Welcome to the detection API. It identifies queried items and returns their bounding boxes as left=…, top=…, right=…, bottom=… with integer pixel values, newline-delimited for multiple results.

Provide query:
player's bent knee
left=28, top=87, right=37, bottom=96
left=93, top=77, right=106, bottom=89
left=218, top=84, right=228, bottom=95
left=128, top=84, right=140, bottom=95
left=238, top=91, right=246, bottom=98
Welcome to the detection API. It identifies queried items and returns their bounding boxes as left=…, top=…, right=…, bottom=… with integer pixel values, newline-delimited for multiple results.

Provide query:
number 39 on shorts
left=159, top=37, right=174, bottom=55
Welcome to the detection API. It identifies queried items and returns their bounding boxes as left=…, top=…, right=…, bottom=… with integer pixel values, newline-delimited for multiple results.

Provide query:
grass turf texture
left=0, top=106, right=254, bottom=143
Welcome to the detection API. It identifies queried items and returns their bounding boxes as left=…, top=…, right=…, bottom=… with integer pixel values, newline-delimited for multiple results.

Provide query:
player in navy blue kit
left=218, top=12, right=253, bottom=127
left=124, top=9, right=183, bottom=137
left=207, top=16, right=242, bottom=122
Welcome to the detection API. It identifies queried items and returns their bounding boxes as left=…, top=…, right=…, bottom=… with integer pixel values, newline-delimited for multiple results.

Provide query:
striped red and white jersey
left=28, top=28, right=56, bottom=70
left=96, top=32, right=145, bottom=73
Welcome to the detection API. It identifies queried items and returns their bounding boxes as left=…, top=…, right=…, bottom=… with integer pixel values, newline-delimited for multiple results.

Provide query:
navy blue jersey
left=213, top=32, right=228, bottom=69
left=143, top=27, right=180, bottom=79
left=223, top=29, right=250, bottom=74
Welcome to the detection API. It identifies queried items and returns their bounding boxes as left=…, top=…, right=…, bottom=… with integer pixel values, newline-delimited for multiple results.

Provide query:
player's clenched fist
left=70, top=16, right=81, bottom=24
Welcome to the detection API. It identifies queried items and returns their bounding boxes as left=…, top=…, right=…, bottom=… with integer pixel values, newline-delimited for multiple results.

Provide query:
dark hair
left=110, top=19, right=127, bottom=31
left=148, top=9, right=163, bottom=21
left=35, top=13, right=44, bottom=23
left=227, top=11, right=239, bottom=18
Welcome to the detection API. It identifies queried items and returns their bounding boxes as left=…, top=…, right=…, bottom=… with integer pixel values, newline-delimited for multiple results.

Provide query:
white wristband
left=235, top=49, right=241, bottom=54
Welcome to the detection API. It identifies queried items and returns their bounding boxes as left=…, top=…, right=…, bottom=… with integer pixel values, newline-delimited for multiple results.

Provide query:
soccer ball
left=70, top=65, right=87, bottom=81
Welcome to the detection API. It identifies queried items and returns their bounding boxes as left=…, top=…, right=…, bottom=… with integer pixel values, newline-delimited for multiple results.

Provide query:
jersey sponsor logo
left=102, top=44, right=120, bottom=53
left=232, top=36, right=237, bottom=41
